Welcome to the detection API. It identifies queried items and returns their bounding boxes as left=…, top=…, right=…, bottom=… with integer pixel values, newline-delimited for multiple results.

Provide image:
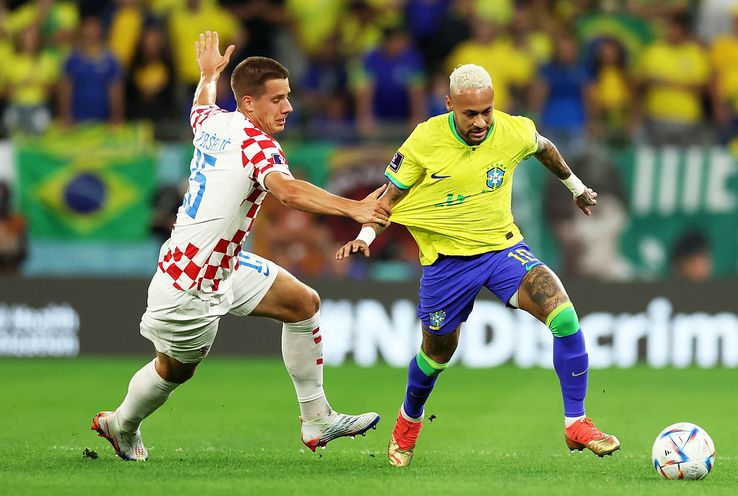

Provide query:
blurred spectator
left=150, top=184, right=181, bottom=243
left=530, top=34, right=591, bottom=154
left=576, top=0, right=654, bottom=64
left=710, top=6, right=738, bottom=144
left=697, top=0, right=738, bottom=42
left=251, top=194, right=341, bottom=278
left=168, top=0, right=239, bottom=89
left=221, top=0, right=288, bottom=59
left=6, top=0, right=79, bottom=52
left=588, top=38, right=634, bottom=147
left=472, top=0, right=514, bottom=25
left=671, top=230, right=713, bottom=282
left=0, top=2, right=8, bottom=136
left=3, top=25, right=59, bottom=135
left=59, top=15, right=124, bottom=126
left=353, top=26, right=425, bottom=137
left=446, top=18, right=536, bottom=113
left=426, top=69, right=449, bottom=117
left=405, top=0, right=468, bottom=73
left=636, top=13, right=712, bottom=146
left=0, top=181, right=27, bottom=274
left=626, top=0, right=692, bottom=20
left=510, top=4, right=552, bottom=66
left=338, top=0, right=385, bottom=59
left=544, top=147, right=634, bottom=281
left=108, top=0, right=145, bottom=70
left=285, top=0, right=343, bottom=57
left=126, top=22, right=178, bottom=136
left=300, top=34, right=353, bottom=140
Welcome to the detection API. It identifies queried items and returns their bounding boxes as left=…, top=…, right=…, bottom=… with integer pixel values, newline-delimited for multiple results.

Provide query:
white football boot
left=91, top=411, right=148, bottom=461
left=301, top=410, right=380, bottom=451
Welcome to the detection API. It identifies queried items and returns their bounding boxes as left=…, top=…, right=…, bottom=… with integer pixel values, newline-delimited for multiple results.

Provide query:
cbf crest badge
left=429, top=310, right=446, bottom=331
left=486, top=166, right=505, bottom=189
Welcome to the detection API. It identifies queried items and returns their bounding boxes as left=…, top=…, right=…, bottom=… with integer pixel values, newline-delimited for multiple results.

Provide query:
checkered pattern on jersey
left=190, top=105, right=226, bottom=132
left=241, top=125, right=290, bottom=189
left=159, top=187, right=268, bottom=292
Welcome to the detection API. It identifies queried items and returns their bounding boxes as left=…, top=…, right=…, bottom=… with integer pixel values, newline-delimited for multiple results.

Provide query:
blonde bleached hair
left=449, top=64, right=493, bottom=95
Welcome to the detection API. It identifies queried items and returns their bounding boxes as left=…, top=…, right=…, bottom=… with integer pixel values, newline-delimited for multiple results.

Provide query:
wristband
left=562, top=173, right=586, bottom=196
left=356, top=226, right=376, bottom=246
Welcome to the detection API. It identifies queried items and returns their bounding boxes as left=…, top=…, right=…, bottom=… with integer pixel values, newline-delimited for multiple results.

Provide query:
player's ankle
left=565, top=415, right=586, bottom=428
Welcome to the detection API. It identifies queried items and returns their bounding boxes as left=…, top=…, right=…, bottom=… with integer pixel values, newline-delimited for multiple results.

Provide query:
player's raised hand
left=574, top=187, right=598, bottom=216
left=351, top=184, right=390, bottom=225
left=195, top=31, right=235, bottom=79
left=336, top=240, right=371, bottom=260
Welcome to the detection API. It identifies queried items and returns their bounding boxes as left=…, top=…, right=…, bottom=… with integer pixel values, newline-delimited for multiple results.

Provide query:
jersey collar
left=448, top=111, right=494, bottom=146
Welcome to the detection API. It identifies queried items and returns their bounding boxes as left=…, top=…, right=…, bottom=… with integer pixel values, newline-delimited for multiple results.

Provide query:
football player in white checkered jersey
left=91, top=32, right=389, bottom=461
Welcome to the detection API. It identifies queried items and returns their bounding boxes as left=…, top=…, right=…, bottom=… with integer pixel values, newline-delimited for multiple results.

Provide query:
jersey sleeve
left=190, top=104, right=227, bottom=133
left=515, top=115, right=539, bottom=160
left=241, top=131, right=293, bottom=190
left=384, top=129, right=424, bottom=190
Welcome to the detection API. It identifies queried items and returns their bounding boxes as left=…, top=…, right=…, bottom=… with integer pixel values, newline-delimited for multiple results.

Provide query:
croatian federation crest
left=429, top=310, right=446, bottom=331
left=486, top=167, right=505, bottom=189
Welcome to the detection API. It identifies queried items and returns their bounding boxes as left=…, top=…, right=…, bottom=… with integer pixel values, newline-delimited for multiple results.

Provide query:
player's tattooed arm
left=335, top=182, right=409, bottom=259
left=534, top=133, right=571, bottom=179
left=534, top=133, right=598, bottom=216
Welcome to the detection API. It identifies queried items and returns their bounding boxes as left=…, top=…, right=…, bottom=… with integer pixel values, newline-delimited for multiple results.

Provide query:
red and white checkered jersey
left=158, top=104, right=292, bottom=294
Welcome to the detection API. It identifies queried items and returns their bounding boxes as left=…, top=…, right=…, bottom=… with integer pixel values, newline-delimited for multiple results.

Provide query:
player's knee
left=156, top=355, right=198, bottom=384
left=289, top=285, right=320, bottom=322
left=546, top=302, right=580, bottom=337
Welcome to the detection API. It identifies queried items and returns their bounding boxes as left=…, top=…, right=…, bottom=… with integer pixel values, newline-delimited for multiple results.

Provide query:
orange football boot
left=565, top=417, right=620, bottom=457
left=388, top=410, right=423, bottom=467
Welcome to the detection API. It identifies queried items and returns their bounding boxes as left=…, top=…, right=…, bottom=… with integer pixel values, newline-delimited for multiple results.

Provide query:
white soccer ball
left=652, top=422, right=715, bottom=480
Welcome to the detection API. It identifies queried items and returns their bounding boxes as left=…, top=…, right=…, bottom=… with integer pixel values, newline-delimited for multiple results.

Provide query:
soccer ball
left=652, top=422, right=715, bottom=480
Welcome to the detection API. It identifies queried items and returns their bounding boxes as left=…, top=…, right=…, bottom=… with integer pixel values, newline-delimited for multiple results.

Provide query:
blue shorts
left=417, top=242, right=543, bottom=335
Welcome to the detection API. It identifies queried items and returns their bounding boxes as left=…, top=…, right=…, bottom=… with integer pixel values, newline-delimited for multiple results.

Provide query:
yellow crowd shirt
left=711, top=34, right=738, bottom=111
left=385, top=110, right=538, bottom=265
left=638, top=40, right=710, bottom=122
left=446, top=40, right=536, bottom=112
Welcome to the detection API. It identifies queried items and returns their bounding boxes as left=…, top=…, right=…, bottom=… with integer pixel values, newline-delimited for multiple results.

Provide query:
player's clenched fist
left=336, top=240, right=371, bottom=260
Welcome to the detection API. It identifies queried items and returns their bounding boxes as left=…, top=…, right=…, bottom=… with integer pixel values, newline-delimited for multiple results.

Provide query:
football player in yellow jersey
left=337, top=64, right=620, bottom=467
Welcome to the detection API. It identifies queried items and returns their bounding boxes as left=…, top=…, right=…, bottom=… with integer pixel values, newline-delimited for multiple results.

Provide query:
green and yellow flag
left=17, top=123, right=157, bottom=240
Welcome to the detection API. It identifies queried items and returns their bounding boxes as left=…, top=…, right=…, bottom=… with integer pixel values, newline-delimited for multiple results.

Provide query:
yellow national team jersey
left=385, top=111, right=538, bottom=265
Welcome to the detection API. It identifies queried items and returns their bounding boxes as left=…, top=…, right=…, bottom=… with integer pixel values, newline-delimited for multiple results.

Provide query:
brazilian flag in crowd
left=17, top=123, right=156, bottom=240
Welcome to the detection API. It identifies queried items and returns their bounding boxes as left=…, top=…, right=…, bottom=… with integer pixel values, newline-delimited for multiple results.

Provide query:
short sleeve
left=384, top=130, right=424, bottom=190
left=190, top=104, right=226, bottom=133
left=241, top=132, right=293, bottom=190
left=515, top=116, right=538, bottom=160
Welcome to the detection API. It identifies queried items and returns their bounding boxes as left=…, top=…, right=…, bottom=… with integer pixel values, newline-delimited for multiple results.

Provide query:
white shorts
left=140, top=252, right=279, bottom=363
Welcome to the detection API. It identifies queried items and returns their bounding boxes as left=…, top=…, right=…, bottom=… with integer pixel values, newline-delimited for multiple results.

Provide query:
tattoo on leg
left=522, top=266, right=569, bottom=318
left=421, top=326, right=459, bottom=362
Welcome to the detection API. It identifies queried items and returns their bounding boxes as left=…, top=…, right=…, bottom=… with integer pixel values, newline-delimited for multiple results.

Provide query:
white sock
left=116, top=358, right=180, bottom=432
left=282, top=311, right=331, bottom=421
left=565, top=415, right=586, bottom=428
left=400, top=404, right=423, bottom=423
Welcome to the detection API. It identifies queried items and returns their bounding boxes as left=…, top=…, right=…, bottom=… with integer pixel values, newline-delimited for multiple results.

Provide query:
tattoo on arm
left=366, top=182, right=409, bottom=234
left=534, top=133, right=572, bottom=180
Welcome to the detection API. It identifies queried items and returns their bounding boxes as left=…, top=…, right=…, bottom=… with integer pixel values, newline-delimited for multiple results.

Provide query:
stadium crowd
left=0, top=0, right=736, bottom=281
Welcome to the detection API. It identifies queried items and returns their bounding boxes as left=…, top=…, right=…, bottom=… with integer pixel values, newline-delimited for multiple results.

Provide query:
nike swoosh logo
left=525, top=262, right=541, bottom=271
left=571, top=370, right=588, bottom=377
left=431, top=173, right=450, bottom=180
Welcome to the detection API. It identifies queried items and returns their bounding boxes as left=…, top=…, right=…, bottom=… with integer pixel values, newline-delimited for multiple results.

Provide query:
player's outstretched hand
left=195, top=31, right=235, bottom=79
left=574, top=187, right=598, bottom=216
left=352, top=184, right=390, bottom=225
left=336, top=240, right=371, bottom=260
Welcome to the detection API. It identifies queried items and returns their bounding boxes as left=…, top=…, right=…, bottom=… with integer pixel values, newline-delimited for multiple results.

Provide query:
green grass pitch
left=1, top=358, right=736, bottom=495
